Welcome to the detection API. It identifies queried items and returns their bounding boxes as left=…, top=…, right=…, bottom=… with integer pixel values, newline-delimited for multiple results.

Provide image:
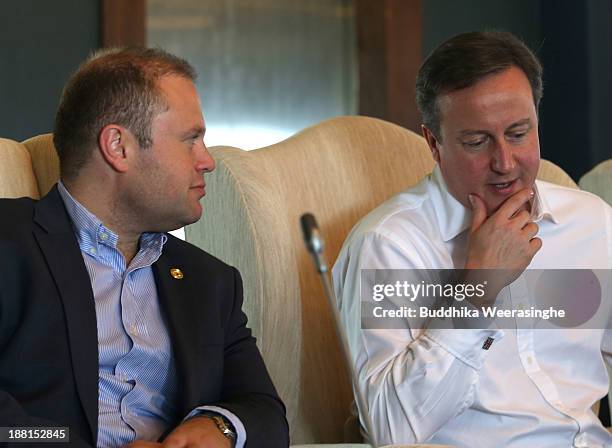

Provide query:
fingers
left=512, top=209, right=531, bottom=228
left=529, top=236, right=543, bottom=253
left=522, top=221, right=539, bottom=240
left=469, top=193, right=487, bottom=232
left=498, top=188, right=534, bottom=219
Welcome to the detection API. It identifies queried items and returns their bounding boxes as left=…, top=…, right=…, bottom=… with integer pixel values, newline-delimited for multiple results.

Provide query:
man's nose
left=491, top=140, right=516, bottom=174
left=195, top=142, right=216, bottom=173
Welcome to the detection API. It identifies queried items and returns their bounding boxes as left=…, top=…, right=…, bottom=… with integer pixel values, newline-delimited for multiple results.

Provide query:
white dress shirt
left=332, top=165, right=612, bottom=447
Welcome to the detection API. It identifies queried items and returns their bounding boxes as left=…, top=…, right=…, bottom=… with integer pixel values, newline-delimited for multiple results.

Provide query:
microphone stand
left=300, top=213, right=379, bottom=448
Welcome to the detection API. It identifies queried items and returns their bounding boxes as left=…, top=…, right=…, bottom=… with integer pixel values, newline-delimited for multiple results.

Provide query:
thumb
left=468, top=194, right=487, bottom=232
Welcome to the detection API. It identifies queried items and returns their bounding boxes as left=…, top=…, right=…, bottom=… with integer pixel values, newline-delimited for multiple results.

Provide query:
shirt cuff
left=185, top=405, right=246, bottom=448
left=425, top=328, right=504, bottom=369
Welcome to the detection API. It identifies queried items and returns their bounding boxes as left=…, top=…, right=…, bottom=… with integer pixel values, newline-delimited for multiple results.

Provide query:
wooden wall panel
left=101, top=0, right=146, bottom=47
left=356, top=0, right=422, bottom=132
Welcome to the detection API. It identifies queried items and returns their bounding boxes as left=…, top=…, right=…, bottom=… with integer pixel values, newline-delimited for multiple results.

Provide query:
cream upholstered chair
left=0, top=133, right=59, bottom=200
left=579, top=159, right=612, bottom=420
left=537, top=159, right=578, bottom=189
left=0, top=133, right=59, bottom=199
left=579, top=159, right=612, bottom=206
left=185, top=115, right=579, bottom=445
left=0, top=138, right=40, bottom=199
left=21, top=133, right=60, bottom=197
left=188, top=116, right=434, bottom=445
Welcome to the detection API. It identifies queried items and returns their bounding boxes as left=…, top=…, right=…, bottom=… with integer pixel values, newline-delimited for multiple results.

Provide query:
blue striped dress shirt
left=57, top=183, right=245, bottom=447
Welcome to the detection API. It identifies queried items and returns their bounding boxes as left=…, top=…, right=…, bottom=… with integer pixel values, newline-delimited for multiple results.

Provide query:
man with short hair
left=0, top=48, right=288, bottom=448
left=333, top=31, right=612, bottom=447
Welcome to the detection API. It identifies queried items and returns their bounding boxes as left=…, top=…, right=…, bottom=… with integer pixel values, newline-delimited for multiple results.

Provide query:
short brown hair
left=53, top=47, right=196, bottom=182
left=416, top=31, right=543, bottom=140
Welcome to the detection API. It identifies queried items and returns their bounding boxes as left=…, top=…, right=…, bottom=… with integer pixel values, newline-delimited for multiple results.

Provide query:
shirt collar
left=531, top=182, right=558, bottom=225
left=428, top=164, right=558, bottom=243
left=57, top=181, right=167, bottom=259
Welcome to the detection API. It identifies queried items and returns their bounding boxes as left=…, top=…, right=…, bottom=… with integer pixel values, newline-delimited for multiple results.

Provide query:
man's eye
left=508, top=131, right=527, bottom=141
left=462, top=137, right=488, bottom=149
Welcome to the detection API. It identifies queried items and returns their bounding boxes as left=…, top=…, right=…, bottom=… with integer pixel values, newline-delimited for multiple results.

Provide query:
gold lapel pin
left=170, top=268, right=184, bottom=280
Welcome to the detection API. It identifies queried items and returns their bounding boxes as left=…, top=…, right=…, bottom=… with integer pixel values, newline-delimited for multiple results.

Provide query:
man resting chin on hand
left=333, top=31, right=612, bottom=447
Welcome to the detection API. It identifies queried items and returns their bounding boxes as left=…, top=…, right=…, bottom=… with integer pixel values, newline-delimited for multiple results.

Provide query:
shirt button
left=99, top=232, right=108, bottom=241
left=574, top=432, right=587, bottom=447
left=89, top=247, right=97, bottom=255
left=527, top=356, right=533, bottom=365
left=130, top=324, right=137, bottom=334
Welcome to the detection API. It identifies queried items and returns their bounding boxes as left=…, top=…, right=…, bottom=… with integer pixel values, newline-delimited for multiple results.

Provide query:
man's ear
left=421, top=124, right=441, bottom=164
left=98, top=125, right=131, bottom=173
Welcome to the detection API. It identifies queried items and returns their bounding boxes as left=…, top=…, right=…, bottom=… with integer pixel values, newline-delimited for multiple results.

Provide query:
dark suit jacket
left=0, top=186, right=289, bottom=447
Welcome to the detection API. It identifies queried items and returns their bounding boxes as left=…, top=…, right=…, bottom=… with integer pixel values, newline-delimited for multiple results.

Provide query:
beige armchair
left=0, top=133, right=58, bottom=199
left=579, top=158, right=612, bottom=421
left=186, top=115, right=578, bottom=446
left=21, top=133, right=60, bottom=197
left=579, top=159, right=612, bottom=206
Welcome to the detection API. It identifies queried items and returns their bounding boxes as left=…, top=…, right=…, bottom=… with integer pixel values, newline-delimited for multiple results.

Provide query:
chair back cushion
left=0, top=138, right=40, bottom=199
left=579, top=159, right=612, bottom=205
left=21, top=133, right=60, bottom=197
left=537, top=159, right=578, bottom=189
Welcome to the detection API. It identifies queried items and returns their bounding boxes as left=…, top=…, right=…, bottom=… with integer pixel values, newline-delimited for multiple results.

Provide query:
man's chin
left=181, top=206, right=204, bottom=227
left=146, top=209, right=203, bottom=234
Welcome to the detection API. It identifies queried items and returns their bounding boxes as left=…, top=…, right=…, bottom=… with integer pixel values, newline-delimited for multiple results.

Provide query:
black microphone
left=300, top=213, right=319, bottom=251
left=300, top=213, right=326, bottom=273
